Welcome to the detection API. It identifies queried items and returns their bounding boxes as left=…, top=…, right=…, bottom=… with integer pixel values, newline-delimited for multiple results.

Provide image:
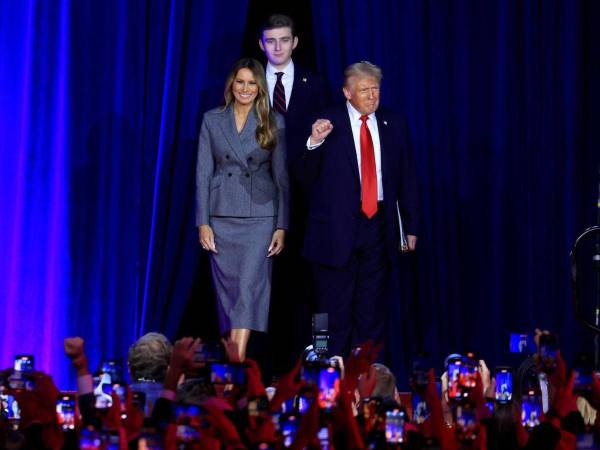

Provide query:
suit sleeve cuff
left=306, top=136, right=324, bottom=150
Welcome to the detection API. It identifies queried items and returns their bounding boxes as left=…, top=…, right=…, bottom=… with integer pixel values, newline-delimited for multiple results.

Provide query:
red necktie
left=273, top=72, right=286, bottom=114
left=360, top=115, right=377, bottom=218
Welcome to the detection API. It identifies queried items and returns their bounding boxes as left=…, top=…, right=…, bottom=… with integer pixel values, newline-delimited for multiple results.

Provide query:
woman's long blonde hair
left=223, top=58, right=278, bottom=151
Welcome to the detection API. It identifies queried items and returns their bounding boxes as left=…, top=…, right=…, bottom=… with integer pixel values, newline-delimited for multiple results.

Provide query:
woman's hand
left=199, top=225, right=218, bottom=253
left=267, top=229, right=285, bottom=257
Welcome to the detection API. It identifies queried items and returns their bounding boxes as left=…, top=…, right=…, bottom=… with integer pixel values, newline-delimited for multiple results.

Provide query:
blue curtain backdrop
left=1, top=0, right=599, bottom=389
left=311, top=0, right=600, bottom=380
left=0, top=0, right=248, bottom=389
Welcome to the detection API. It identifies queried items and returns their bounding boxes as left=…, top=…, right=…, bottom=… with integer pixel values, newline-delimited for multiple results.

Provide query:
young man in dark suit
left=258, top=14, right=331, bottom=368
left=259, top=14, right=331, bottom=166
left=299, top=61, right=420, bottom=357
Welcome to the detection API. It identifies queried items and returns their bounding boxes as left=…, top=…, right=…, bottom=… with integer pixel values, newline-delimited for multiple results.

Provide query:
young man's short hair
left=260, top=13, right=296, bottom=38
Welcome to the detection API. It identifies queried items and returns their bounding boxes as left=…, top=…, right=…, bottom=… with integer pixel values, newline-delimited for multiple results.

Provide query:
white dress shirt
left=266, top=60, right=294, bottom=109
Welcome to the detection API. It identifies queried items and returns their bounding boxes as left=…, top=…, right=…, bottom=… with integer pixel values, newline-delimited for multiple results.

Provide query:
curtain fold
left=0, top=0, right=249, bottom=388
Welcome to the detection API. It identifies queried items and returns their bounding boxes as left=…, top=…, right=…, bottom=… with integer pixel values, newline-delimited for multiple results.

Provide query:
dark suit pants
left=312, top=207, right=389, bottom=357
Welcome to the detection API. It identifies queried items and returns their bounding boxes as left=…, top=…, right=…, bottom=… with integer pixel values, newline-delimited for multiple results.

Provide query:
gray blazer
left=195, top=104, right=289, bottom=229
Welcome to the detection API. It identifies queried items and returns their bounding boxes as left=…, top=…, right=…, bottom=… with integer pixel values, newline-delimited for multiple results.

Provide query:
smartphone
left=447, top=356, right=477, bottom=402
left=93, top=373, right=113, bottom=409
left=521, top=390, right=542, bottom=430
left=455, top=404, right=477, bottom=441
left=317, top=366, right=341, bottom=411
left=494, top=367, right=513, bottom=404
left=0, top=393, right=20, bottom=422
left=99, top=359, right=123, bottom=383
left=173, top=403, right=205, bottom=442
left=14, top=355, right=34, bottom=372
left=509, top=333, right=536, bottom=353
left=79, top=427, right=103, bottom=450
left=538, top=334, right=558, bottom=373
left=56, top=392, right=76, bottom=431
left=385, top=409, right=405, bottom=444
left=281, top=413, right=299, bottom=448
left=9, top=354, right=35, bottom=391
left=210, top=362, right=247, bottom=385
left=411, top=392, right=430, bottom=424
left=447, top=357, right=463, bottom=401
left=193, top=342, right=224, bottom=363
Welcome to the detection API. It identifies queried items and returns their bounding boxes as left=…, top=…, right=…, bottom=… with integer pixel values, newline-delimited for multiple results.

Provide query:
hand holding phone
left=538, top=334, right=558, bottom=374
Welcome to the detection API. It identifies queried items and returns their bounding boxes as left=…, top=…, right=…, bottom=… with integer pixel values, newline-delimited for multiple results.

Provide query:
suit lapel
left=339, top=106, right=360, bottom=183
left=239, top=108, right=257, bottom=145
left=376, top=110, right=393, bottom=198
left=287, top=66, right=305, bottom=113
left=218, top=105, right=248, bottom=166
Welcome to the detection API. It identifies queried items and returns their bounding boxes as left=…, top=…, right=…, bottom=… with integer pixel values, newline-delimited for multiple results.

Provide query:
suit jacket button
left=248, top=156, right=253, bottom=161
left=245, top=173, right=250, bottom=178
left=225, top=155, right=230, bottom=159
left=228, top=173, right=232, bottom=177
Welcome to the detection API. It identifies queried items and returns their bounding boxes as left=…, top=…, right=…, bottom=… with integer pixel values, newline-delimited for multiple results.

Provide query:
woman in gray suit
left=196, top=58, right=289, bottom=361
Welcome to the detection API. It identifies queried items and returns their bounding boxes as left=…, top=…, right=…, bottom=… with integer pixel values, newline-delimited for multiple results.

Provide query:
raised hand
left=344, top=340, right=382, bottom=392
left=245, top=359, right=266, bottom=397
left=163, top=337, right=202, bottom=392
left=64, top=336, right=89, bottom=376
left=309, top=119, right=334, bottom=145
left=269, top=359, right=303, bottom=413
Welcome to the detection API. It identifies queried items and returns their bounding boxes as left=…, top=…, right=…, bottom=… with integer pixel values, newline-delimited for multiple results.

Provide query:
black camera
left=312, top=313, right=330, bottom=357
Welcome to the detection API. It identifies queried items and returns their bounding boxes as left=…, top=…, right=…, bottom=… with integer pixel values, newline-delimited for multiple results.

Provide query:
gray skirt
left=209, top=216, right=276, bottom=333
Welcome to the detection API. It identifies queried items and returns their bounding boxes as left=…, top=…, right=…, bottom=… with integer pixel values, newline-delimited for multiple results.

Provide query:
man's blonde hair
left=344, top=61, right=383, bottom=86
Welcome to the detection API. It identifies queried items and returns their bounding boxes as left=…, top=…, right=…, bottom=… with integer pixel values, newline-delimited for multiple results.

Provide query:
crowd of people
left=0, top=330, right=596, bottom=449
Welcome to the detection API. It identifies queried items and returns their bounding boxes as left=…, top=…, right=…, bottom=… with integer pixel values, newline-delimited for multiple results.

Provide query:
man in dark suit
left=258, top=14, right=331, bottom=166
left=298, top=61, right=420, bottom=356
left=258, top=14, right=331, bottom=366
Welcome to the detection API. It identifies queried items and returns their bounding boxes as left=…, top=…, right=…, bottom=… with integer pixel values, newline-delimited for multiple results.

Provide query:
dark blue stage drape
left=1, top=0, right=599, bottom=389
left=311, top=0, right=600, bottom=381
left=0, top=0, right=248, bottom=388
